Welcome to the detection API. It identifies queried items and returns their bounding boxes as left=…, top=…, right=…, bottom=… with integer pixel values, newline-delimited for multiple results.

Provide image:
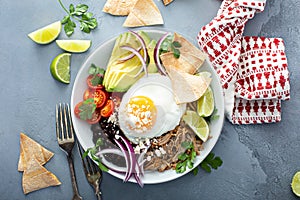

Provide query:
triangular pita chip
left=166, top=66, right=211, bottom=104
left=22, top=155, right=61, bottom=194
left=163, top=0, right=174, bottom=6
left=160, top=33, right=206, bottom=74
left=21, top=135, right=61, bottom=194
left=123, top=0, right=164, bottom=27
left=173, top=33, right=206, bottom=61
left=18, top=133, right=54, bottom=171
left=103, top=0, right=138, bottom=16
left=160, top=52, right=203, bottom=74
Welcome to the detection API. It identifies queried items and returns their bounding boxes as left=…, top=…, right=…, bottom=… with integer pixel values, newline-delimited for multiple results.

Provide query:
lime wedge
left=183, top=110, right=209, bottom=142
left=56, top=40, right=91, bottom=53
left=28, top=21, right=61, bottom=44
left=292, top=171, right=300, bottom=197
left=197, top=86, right=214, bottom=117
left=50, top=53, right=71, bottom=84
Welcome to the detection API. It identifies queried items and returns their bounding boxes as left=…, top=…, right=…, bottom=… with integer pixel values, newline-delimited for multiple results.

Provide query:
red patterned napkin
left=197, top=0, right=290, bottom=124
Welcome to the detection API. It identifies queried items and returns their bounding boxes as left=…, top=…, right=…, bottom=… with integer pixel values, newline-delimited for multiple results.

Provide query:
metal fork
left=56, top=103, right=83, bottom=200
left=77, top=143, right=103, bottom=200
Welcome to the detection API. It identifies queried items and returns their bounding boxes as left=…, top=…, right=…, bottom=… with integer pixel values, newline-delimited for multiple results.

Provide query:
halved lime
left=197, top=86, right=214, bottom=117
left=291, top=171, right=300, bottom=197
left=50, top=53, right=71, bottom=84
left=28, top=21, right=61, bottom=44
left=56, top=40, right=91, bottom=53
left=182, top=110, right=209, bottom=142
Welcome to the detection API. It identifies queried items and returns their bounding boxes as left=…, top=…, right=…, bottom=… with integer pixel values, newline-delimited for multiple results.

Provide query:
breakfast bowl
left=70, top=29, right=225, bottom=185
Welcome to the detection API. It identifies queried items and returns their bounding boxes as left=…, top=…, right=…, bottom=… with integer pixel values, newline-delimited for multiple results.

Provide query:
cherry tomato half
left=101, top=100, right=114, bottom=118
left=84, top=89, right=108, bottom=108
left=86, top=108, right=101, bottom=124
left=86, top=74, right=104, bottom=90
left=74, top=101, right=83, bottom=119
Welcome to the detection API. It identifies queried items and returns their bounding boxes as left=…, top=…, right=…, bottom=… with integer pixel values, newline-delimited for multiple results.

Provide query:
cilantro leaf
left=79, top=98, right=96, bottom=120
left=176, top=141, right=196, bottom=173
left=84, top=138, right=108, bottom=172
left=159, top=34, right=181, bottom=59
left=200, top=153, right=223, bottom=173
left=58, top=0, right=98, bottom=37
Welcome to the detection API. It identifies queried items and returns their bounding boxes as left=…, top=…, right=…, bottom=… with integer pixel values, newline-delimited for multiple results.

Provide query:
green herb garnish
left=204, top=108, right=220, bottom=123
left=79, top=98, right=96, bottom=120
left=88, top=64, right=105, bottom=86
left=83, top=138, right=108, bottom=172
left=200, top=153, right=223, bottom=173
left=175, top=141, right=197, bottom=173
left=58, top=0, right=98, bottom=37
left=160, top=35, right=181, bottom=59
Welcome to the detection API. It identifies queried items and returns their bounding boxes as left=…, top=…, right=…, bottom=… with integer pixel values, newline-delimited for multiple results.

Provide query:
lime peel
left=50, top=53, right=71, bottom=84
left=197, top=86, right=214, bottom=117
left=291, top=171, right=300, bottom=197
left=56, top=40, right=91, bottom=53
left=183, top=110, right=209, bottom=142
left=28, top=21, right=61, bottom=44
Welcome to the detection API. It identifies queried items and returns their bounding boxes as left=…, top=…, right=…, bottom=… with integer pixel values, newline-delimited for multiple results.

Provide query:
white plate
left=71, top=29, right=225, bottom=184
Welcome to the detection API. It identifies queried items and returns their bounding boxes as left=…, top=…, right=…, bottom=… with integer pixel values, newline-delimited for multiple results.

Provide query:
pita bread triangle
left=165, top=66, right=211, bottom=104
left=21, top=140, right=61, bottom=194
left=18, top=132, right=54, bottom=171
left=123, top=0, right=164, bottom=27
left=102, top=0, right=138, bottom=16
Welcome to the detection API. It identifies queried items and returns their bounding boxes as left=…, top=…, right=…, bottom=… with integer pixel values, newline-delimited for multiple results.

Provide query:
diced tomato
left=86, top=74, right=104, bottom=90
left=74, top=101, right=83, bottom=118
left=86, top=108, right=101, bottom=124
left=101, top=100, right=114, bottom=118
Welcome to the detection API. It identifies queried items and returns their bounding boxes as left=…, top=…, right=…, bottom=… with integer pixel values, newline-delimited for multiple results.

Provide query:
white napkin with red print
left=197, top=0, right=290, bottom=124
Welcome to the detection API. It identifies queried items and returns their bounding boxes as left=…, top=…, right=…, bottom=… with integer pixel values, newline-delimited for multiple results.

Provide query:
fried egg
left=118, top=74, right=186, bottom=141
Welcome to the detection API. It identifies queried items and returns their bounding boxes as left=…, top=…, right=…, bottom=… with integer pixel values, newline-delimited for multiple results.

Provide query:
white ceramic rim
left=70, top=29, right=225, bottom=184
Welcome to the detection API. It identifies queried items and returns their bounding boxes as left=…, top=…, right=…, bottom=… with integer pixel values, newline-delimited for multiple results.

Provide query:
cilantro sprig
left=58, top=0, right=98, bottom=37
left=83, top=138, right=108, bottom=172
left=200, top=153, right=223, bottom=173
left=79, top=98, right=96, bottom=120
left=160, top=35, right=182, bottom=58
left=175, top=141, right=197, bottom=173
left=88, top=64, right=105, bottom=87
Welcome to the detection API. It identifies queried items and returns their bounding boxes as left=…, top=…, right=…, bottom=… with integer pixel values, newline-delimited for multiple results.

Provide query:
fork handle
left=67, top=154, right=82, bottom=200
left=96, top=192, right=102, bottom=200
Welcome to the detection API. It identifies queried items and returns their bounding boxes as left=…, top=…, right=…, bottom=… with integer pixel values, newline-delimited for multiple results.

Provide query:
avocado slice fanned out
left=103, top=31, right=153, bottom=92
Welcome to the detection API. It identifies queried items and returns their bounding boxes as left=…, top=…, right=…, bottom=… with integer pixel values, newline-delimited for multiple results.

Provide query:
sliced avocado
left=103, top=54, right=142, bottom=88
left=137, top=30, right=151, bottom=46
left=147, top=39, right=158, bottom=73
left=107, top=73, right=144, bottom=92
left=103, top=31, right=154, bottom=92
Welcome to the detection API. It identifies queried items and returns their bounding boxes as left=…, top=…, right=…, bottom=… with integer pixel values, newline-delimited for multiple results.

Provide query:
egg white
left=118, top=74, right=186, bottom=141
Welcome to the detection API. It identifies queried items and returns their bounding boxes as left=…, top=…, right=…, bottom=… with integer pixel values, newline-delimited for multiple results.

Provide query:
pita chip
left=123, top=0, right=164, bottom=27
left=173, top=33, right=206, bottom=62
left=165, top=66, right=211, bottom=104
left=21, top=150, right=61, bottom=194
left=18, top=133, right=54, bottom=171
left=163, top=0, right=174, bottom=6
left=160, top=33, right=206, bottom=74
left=160, top=52, right=203, bottom=74
left=103, top=0, right=138, bottom=16
left=20, top=134, right=61, bottom=194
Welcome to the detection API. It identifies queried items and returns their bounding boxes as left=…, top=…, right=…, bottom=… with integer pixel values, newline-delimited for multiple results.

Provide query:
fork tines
left=55, top=103, right=74, bottom=142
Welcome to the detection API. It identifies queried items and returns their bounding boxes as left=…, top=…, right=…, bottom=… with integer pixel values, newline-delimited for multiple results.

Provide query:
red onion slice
left=120, top=45, right=148, bottom=77
left=154, top=32, right=170, bottom=76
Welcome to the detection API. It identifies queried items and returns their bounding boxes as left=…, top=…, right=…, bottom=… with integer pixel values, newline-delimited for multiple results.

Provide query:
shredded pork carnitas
left=144, top=123, right=203, bottom=172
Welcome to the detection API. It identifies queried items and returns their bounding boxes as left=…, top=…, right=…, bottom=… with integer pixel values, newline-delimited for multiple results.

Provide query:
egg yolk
left=125, top=96, right=157, bottom=134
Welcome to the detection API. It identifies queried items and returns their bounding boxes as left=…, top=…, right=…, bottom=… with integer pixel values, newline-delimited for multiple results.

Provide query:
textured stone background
left=0, top=0, right=299, bottom=199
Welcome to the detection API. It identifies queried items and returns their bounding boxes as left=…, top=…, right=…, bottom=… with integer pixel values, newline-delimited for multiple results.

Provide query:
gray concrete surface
left=0, top=0, right=299, bottom=199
